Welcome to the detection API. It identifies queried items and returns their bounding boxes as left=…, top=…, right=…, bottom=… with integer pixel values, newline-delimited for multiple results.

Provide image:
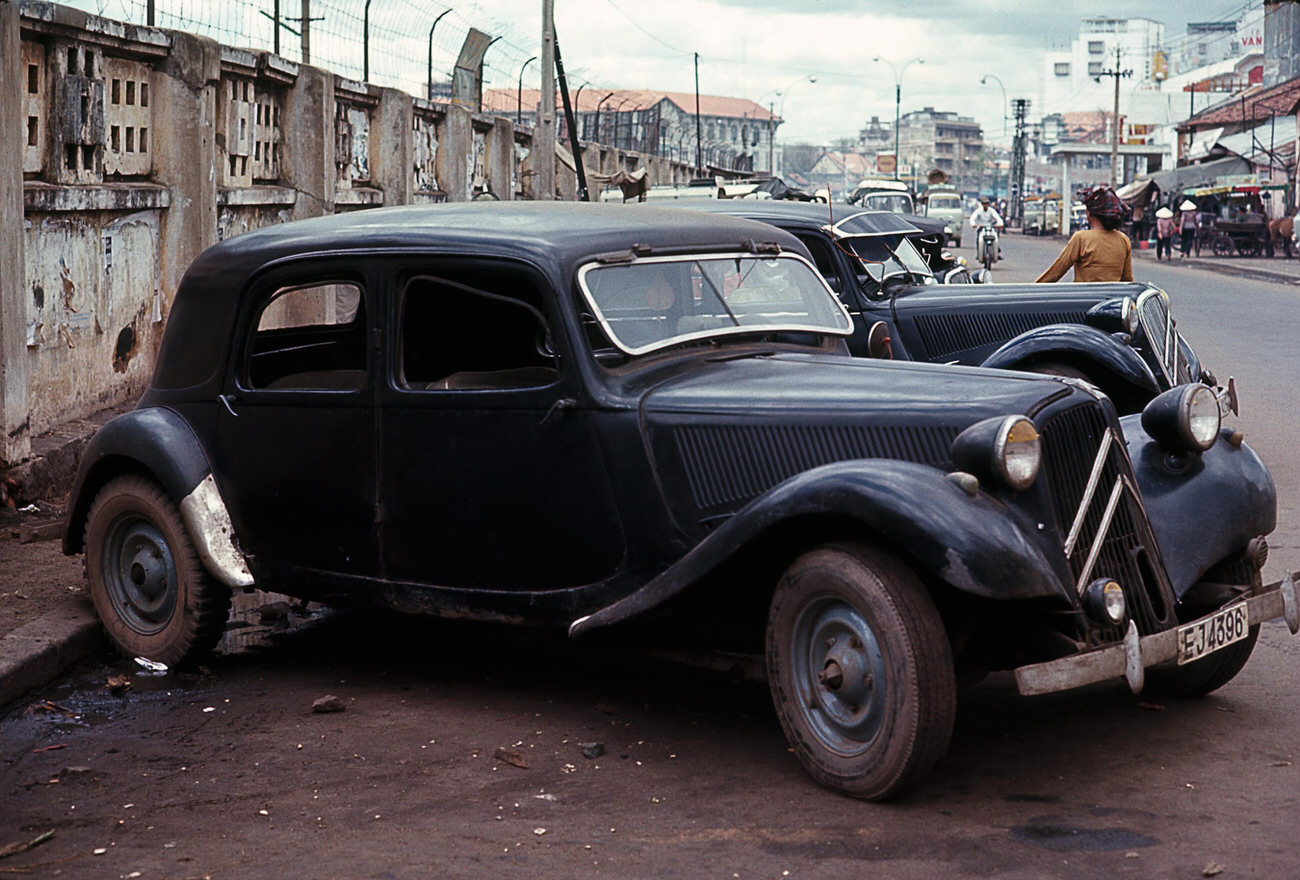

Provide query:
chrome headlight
left=1140, top=384, right=1221, bottom=453
left=950, top=415, right=1041, bottom=491
left=1120, top=296, right=1139, bottom=334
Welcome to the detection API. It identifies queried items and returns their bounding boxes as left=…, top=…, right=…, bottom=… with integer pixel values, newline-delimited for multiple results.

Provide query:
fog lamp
left=1082, top=579, right=1126, bottom=626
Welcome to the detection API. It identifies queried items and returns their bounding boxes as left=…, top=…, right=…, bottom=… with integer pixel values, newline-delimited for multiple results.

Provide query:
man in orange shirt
left=1037, top=186, right=1133, bottom=283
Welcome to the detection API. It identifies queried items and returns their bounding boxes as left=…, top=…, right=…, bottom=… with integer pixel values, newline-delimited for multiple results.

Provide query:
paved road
left=3, top=234, right=1299, bottom=879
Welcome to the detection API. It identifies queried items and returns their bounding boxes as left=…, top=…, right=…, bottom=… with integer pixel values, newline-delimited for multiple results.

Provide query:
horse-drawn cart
left=1204, top=218, right=1269, bottom=257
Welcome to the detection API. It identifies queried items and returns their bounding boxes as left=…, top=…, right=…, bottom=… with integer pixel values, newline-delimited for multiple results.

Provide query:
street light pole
left=980, top=74, right=1007, bottom=136
left=874, top=57, right=923, bottom=182
left=426, top=8, right=451, bottom=101
left=517, top=56, right=536, bottom=124
left=770, top=74, right=816, bottom=176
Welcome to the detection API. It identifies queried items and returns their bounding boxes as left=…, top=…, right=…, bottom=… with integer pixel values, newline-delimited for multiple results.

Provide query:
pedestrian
left=1155, top=206, right=1175, bottom=260
left=1036, top=185, right=1133, bottom=283
left=1178, top=199, right=1198, bottom=257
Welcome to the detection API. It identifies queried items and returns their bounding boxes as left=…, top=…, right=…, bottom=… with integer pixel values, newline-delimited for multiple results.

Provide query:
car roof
left=679, top=200, right=923, bottom=237
left=154, top=202, right=811, bottom=395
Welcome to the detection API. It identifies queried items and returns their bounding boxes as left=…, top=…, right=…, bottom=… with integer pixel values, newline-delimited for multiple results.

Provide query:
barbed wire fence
left=56, top=0, right=543, bottom=102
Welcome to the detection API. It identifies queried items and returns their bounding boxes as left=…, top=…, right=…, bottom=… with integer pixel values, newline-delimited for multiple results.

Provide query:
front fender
left=1122, top=414, right=1276, bottom=597
left=62, top=407, right=253, bottom=589
left=570, top=459, right=1065, bottom=636
left=982, top=324, right=1160, bottom=405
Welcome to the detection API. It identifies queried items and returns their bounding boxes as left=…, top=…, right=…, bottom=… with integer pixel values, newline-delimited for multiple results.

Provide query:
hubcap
left=790, top=597, right=887, bottom=756
left=102, top=515, right=178, bottom=635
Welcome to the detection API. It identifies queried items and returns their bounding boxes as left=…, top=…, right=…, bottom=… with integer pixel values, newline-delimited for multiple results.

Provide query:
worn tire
left=766, top=544, right=955, bottom=800
left=1148, top=562, right=1262, bottom=698
left=84, top=475, right=231, bottom=666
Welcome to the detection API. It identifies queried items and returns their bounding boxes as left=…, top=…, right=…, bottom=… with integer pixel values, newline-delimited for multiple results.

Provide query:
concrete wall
left=0, top=0, right=691, bottom=470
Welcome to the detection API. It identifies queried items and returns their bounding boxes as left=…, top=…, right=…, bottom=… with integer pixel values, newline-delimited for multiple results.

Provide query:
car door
left=377, top=256, right=626, bottom=592
left=209, top=260, right=380, bottom=586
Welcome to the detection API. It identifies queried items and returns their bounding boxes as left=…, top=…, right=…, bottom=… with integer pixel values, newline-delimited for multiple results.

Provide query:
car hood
left=885, top=281, right=1154, bottom=364
left=637, top=352, right=1086, bottom=529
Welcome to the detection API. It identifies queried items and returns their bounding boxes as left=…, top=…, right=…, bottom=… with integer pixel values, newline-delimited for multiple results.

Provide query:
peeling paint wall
left=23, top=210, right=159, bottom=436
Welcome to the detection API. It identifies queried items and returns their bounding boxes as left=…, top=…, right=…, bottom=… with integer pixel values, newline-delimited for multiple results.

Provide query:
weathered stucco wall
left=0, top=0, right=689, bottom=469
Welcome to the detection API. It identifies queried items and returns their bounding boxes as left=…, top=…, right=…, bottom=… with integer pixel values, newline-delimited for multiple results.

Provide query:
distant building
left=897, top=108, right=984, bottom=190
left=1171, top=7, right=1263, bottom=78
left=484, top=88, right=780, bottom=173
left=1041, top=17, right=1165, bottom=115
left=1264, top=0, right=1300, bottom=86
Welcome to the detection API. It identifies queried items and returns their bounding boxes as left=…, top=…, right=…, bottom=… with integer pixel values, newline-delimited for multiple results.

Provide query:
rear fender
left=982, top=324, right=1159, bottom=408
left=62, top=408, right=253, bottom=589
left=570, top=459, right=1064, bottom=636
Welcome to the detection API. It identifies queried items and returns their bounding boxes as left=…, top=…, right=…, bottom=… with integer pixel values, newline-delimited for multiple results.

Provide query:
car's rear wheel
left=766, top=544, right=955, bottom=800
left=85, top=475, right=231, bottom=666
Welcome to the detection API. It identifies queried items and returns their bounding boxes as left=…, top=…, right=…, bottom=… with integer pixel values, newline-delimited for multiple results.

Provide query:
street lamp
left=980, top=74, right=1007, bottom=137
left=426, top=8, right=452, bottom=101
left=771, top=74, right=816, bottom=175
left=517, top=56, right=537, bottom=124
left=873, top=56, right=924, bottom=182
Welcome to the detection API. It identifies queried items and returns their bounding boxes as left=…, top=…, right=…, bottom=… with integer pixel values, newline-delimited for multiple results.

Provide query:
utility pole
left=694, top=53, right=702, bottom=177
left=536, top=0, right=556, bottom=199
left=1009, top=98, right=1029, bottom=226
left=1097, top=46, right=1132, bottom=189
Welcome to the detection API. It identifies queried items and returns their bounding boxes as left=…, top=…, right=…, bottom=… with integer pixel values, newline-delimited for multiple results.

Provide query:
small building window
left=1054, top=62, right=1070, bottom=77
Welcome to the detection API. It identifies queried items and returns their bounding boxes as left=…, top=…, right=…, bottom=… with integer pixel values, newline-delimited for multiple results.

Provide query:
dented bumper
left=1015, top=572, right=1299, bottom=696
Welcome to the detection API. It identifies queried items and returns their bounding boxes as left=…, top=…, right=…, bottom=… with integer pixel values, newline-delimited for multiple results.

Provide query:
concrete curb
left=1134, top=251, right=1300, bottom=286
left=0, top=601, right=104, bottom=709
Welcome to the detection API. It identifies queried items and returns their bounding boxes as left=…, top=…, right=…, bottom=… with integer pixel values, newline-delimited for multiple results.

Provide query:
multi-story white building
left=1041, top=17, right=1164, bottom=115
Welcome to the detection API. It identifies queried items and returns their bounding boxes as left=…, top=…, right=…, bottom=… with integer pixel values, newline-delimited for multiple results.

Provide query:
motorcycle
left=975, top=225, right=1000, bottom=271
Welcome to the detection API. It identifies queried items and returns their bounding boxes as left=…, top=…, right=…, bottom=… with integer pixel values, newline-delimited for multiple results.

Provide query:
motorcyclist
left=969, top=196, right=1004, bottom=260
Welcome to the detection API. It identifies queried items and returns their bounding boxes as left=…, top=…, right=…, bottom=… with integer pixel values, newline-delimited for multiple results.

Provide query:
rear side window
left=245, top=281, right=368, bottom=391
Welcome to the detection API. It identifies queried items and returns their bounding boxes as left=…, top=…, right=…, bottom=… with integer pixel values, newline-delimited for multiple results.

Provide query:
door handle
left=218, top=393, right=239, bottom=417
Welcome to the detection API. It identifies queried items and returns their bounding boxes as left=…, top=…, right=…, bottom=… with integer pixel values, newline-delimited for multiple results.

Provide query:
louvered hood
left=639, top=354, right=1077, bottom=528
left=890, top=282, right=1149, bottom=364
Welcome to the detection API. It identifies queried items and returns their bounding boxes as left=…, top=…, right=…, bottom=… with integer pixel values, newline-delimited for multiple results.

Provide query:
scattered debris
left=1135, top=702, right=1165, bottom=712
left=31, top=744, right=66, bottom=753
left=533, top=827, right=547, bottom=836
left=1203, top=861, right=1224, bottom=876
left=1125, top=852, right=1141, bottom=859
left=0, top=830, right=54, bottom=860
left=493, top=748, right=529, bottom=770
left=106, top=674, right=133, bottom=694
left=312, top=695, right=346, bottom=714
left=60, top=766, right=93, bottom=777
left=1269, top=760, right=1292, bottom=768
left=579, top=742, right=606, bottom=760
left=134, top=657, right=169, bottom=674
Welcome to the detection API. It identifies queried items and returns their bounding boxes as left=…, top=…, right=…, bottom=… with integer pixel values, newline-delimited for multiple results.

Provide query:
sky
left=466, top=0, right=1257, bottom=147
left=56, top=0, right=1258, bottom=148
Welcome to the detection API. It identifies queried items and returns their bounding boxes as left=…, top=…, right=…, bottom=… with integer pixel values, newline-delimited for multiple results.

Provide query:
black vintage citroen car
left=687, top=200, right=1228, bottom=416
left=63, top=203, right=1295, bottom=800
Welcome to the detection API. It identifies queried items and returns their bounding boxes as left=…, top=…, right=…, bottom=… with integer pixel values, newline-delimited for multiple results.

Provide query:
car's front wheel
left=85, top=475, right=231, bottom=666
left=766, top=544, right=955, bottom=800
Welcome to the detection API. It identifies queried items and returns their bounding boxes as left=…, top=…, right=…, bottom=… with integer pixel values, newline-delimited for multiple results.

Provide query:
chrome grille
left=674, top=423, right=957, bottom=510
left=1136, top=289, right=1193, bottom=386
left=1040, top=404, right=1176, bottom=637
left=912, top=310, right=1088, bottom=361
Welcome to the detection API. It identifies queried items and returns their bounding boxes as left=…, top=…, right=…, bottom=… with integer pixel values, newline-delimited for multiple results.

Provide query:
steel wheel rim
left=790, top=596, right=888, bottom=756
left=102, top=514, right=178, bottom=635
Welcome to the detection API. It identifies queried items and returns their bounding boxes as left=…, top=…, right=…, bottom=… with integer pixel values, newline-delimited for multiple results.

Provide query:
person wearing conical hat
left=1155, top=206, right=1175, bottom=261
left=1178, top=199, right=1198, bottom=258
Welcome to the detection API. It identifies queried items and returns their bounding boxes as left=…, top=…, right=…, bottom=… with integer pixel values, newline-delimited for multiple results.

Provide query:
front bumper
left=1015, top=572, right=1298, bottom=696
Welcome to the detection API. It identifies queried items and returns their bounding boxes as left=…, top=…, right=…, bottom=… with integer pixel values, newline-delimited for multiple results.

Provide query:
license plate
left=1177, top=603, right=1249, bottom=665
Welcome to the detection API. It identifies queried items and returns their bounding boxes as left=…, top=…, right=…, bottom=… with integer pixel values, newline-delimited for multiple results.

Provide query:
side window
left=398, top=268, right=558, bottom=391
left=795, top=234, right=841, bottom=291
left=247, top=281, right=367, bottom=391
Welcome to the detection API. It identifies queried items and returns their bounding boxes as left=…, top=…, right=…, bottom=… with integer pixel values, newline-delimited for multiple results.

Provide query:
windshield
left=928, top=195, right=961, bottom=210
left=861, top=193, right=914, bottom=213
left=578, top=253, right=852, bottom=356
left=842, top=235, right=935, bottom=292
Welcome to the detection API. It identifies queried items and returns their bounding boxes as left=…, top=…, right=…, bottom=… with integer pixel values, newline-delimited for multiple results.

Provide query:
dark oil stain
left=31, top=282, right=44, bottom=309
left=1011, top=818, right=1155, bottom=852
left=112, top=324, right=137, bottom=373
